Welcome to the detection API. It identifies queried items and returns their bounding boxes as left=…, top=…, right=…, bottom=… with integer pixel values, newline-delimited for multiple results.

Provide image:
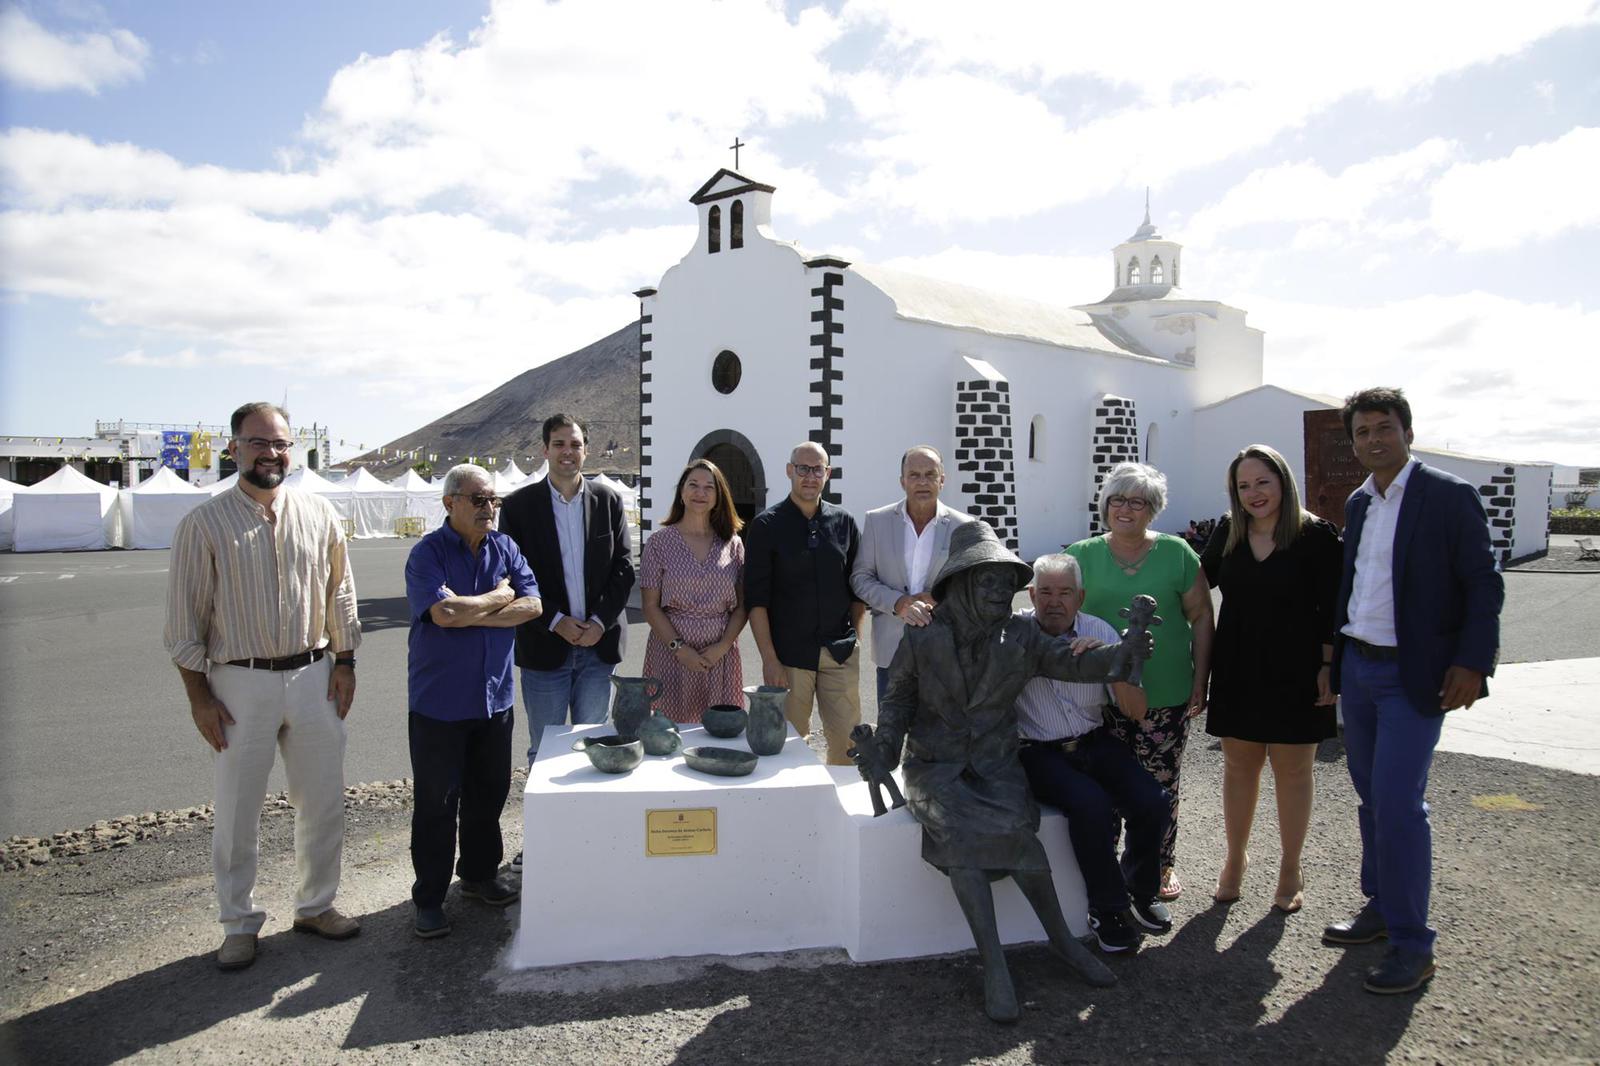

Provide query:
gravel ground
left=2, top=737, right=1597, bottom=1065
left=1506, top=547, right=1600, bottom=573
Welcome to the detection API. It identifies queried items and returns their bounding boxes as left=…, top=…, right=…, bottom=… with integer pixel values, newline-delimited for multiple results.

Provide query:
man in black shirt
left=745, top=441, right=864, bottom=764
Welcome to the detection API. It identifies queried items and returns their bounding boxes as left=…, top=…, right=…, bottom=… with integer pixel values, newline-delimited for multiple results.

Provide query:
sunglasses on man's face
left=453, top=493, right=502, bottom=509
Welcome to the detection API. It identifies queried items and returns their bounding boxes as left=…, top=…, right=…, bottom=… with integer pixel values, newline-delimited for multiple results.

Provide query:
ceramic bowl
left=682, top=745, right=758, bottom=778
left=700, top=705, right=748, bottom=738
left=572, top=734, right=644, bottom=774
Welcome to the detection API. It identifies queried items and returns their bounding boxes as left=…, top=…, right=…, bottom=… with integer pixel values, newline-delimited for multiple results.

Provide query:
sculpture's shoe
left=1052, top=935, right=1117, bottom=987
left=982, top=967, right=1020, bottom=1024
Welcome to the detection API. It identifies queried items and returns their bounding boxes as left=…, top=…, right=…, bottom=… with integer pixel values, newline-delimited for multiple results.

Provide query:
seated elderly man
left=870, top=521, right=1152, bottom=1023
left=404, top=464, right=543, bottom=939
left=1015, top=554, right=1173, bottom=953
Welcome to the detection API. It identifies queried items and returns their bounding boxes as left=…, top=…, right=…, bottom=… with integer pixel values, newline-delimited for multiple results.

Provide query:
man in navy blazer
left=499, top=414, right=636, bottom=774
left=1323, top=387, right=1503, bottom=995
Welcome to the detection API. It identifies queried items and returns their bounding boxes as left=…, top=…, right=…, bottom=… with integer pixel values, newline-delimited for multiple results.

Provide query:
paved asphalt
left=0, top=540, right=1593, bottom=839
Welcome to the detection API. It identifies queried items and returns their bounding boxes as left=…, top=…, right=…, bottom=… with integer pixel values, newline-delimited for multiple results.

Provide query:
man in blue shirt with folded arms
left=405, top=464, right=543, bottom=939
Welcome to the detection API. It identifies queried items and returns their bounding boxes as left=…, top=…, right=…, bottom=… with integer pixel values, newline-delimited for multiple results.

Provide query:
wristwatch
left=667, top=638, right=685, bottom=651
left=335, top=656, right=356, bottom=669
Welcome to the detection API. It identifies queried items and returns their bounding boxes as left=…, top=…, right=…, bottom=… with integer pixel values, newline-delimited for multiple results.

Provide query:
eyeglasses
left=903, top=471, right=941, bottom=483
left=242, top=437, right=296, bottom=453
left=452, top=493, right=502, bottom=509
left=792, top=464, right=828, bottom=478
left=1106, top=495, right=1151, bottom=512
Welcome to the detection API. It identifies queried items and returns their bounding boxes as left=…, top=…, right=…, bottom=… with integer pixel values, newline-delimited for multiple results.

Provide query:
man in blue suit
left=1323, top=387, right=1503, bottom=994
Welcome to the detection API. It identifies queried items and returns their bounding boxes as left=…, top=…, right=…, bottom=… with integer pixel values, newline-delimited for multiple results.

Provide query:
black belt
left=1348, top=638, right=1399, bottom=662
left=1022, top=726, right=1102, bottom=753
left=227, top=648, right=326, bottom=671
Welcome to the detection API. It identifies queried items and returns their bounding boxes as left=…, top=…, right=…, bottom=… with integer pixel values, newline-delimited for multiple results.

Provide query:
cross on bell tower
left=729, top=137, right=745, bottom=169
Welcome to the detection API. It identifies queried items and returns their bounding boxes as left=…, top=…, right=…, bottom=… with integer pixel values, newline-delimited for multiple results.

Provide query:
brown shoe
left=292, top=907, right=361, bottom=940
left=217, top=933, right=257, bottom=971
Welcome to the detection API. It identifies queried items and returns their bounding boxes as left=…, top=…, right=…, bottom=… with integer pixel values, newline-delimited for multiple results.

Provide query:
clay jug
left=743, top=684, right=789, bottom=756
left=638, top=709, right=683, bottom=756
left=610, top=675, right=663, bottom=737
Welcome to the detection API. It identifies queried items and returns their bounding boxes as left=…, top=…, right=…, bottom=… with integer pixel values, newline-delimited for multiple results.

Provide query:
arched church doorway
left=689, top=429, right=766, bottom=526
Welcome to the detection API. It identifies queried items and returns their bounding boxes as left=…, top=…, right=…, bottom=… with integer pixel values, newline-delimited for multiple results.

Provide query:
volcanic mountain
left=345, top=322, right=640, bottom=479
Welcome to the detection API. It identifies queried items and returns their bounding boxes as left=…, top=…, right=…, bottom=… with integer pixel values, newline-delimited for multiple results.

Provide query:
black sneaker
left=459, top=874, right=521, bottom=907
left=1130, top=896, right=1173, bottom=935
left=414, top=906, right=451, bottom=939
left=510, top=851, right=523, bottom=873
left=1088, top=908, right=1141, bottom=953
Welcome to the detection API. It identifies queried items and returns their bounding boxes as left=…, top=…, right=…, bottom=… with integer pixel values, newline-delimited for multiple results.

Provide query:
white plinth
left=513, top=723, right=840, bottom=968
left=829, top=767, right=1090, bottom=963
left=511, top=724, right=1089, bottom=970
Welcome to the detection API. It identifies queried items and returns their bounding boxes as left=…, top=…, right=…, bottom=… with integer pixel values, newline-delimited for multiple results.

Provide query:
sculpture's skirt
left=904, top=758, right=1049, bottom=873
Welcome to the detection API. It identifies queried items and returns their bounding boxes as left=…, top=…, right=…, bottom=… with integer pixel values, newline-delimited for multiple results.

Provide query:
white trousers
left=209, top=657, right=347, bottom=934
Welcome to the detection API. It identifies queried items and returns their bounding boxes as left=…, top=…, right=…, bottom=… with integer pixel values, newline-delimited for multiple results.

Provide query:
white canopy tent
left=207, top=472, right=239, bottom=496
left=12, top=466, right=121, bottom=552
left=342, top=467, right=407, bottom=537
left=591, top=473, right=639, bottom=512
left=501, top=459, right=526, bottom=483
left=119, top=467, right=207, bottom=549
left=282, top=467, right=351, bottom=517
left=0, top=476, right=22, bottom=551
left=392, top=469, right=444, bottom=532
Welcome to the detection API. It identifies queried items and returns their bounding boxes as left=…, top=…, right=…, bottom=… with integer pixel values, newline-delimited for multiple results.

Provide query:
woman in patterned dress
left=640, top=458, right=747, bottom=723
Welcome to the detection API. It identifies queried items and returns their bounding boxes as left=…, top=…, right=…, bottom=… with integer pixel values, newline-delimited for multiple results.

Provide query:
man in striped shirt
left=1015, top=553, right=1172, bottom=954
left=165, top=402, right=362, bottom=971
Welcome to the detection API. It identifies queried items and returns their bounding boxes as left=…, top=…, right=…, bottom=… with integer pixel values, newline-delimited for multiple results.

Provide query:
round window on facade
left=712, top=350, right=742, bottom=394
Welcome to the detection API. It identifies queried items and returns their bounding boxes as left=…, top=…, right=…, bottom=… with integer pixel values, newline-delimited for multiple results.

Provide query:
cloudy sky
left=2, top=0, right=1596, bottom=464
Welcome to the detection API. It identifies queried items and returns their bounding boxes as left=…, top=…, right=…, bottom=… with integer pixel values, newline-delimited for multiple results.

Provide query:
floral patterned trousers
left=1106, top=703, right=1192, bottom=870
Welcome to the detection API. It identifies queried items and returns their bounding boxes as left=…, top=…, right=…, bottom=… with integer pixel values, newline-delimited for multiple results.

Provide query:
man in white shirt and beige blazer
left=851, top=446, right=973, bottom=701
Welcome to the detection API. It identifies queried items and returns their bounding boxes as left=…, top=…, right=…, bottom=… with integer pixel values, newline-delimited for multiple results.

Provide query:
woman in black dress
left=1201, top=444, right=1341, bottom=913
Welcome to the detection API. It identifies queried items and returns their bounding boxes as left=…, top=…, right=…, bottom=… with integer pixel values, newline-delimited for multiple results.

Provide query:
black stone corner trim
left=632, top=287, right=657, bottom=299
left=807, top=253, right=847, bottom=498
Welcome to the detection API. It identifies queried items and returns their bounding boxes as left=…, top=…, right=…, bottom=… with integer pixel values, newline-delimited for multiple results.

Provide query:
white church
left=633, top=169, right=1549, bottom=565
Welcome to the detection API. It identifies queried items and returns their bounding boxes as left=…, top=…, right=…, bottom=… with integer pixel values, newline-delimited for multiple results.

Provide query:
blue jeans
left=876, top=666, right=890, bottom=705
left=1339, top=643, right=1445, bottom=954
left=1020, top=729, right=1172, bottom=915
left=520, top=647, right=615, bottom=765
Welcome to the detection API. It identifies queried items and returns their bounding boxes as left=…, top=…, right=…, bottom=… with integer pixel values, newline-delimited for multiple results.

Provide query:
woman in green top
left=1065, top=462, right=1214, bottom=903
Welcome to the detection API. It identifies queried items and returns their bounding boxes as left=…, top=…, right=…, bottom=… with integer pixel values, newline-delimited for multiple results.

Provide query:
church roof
left=1193, top=383, right=1342, bottom=411
left=850, top=263, right=1160, bottom=361
left=689, top=168, right=776, bottom=204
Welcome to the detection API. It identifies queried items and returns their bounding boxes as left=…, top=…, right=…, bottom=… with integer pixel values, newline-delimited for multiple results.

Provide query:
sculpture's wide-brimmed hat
left=931, top=520, right=1033, bottom=599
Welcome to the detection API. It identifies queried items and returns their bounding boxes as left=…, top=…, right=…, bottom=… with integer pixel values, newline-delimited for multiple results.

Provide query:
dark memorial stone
left=1304, top=408, right=1366, bottom=531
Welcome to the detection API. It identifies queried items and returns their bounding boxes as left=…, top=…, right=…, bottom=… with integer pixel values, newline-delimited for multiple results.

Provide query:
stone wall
left=1480, top=465, right=1517, bottom=566
left=1086, top=394, right=1140, bottom=535
left=954, top=375, right=1020, bottom=550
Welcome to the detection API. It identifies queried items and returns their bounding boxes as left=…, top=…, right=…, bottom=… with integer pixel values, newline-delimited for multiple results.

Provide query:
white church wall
left=1193, top=386, right=1333, bottom=519
left=1514, top=464, right=1552, bottom=561
left=643, top=236, right=819, bottom=529
left=1192, top=308, right=1265, bottom=407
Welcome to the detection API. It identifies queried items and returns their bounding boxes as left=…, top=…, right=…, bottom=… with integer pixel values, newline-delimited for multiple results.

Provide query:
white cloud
left=1250, top=290, right=1600, bottom=462
left=0, top=8, right=149, bottom=94
left=1429, top=126, right=1600, bottom=251
left=110, top=347, right=203, bottom=368
left=1184, top=139, right=1457, bottom=247
left=835, top=0, right=1597, bottom=222
left=0, top=203, right=660, bottom=395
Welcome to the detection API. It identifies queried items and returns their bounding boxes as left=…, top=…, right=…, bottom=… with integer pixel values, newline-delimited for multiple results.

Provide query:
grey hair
left=1098, top=461, right=1168, bottom=527
left=1029, top=553, right=1083, bottom=586
left=442, top=463, right=492, bottom=498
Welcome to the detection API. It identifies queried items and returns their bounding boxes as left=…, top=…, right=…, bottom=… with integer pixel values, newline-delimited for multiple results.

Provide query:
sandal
left=1273, top=868, right=1304, bottom=914
left=1158, top=867, right=1183, bottom=902
left=1214, top=854, right=1248, bottom=904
